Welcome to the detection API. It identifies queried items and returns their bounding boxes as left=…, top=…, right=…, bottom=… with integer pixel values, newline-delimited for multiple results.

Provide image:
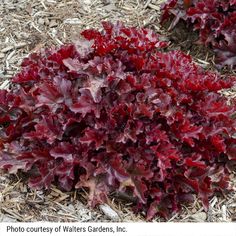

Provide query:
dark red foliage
left=161, top=0, right=236, bottom=68
left=0, top=22, right=236, bottom=219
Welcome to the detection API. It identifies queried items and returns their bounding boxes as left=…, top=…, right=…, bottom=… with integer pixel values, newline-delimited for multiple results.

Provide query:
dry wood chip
left=55, top=195, right=69, bottom=203
left=210, top=196, right=218, bottom=208
left=1, top=42, right=28, bottom=53
left=38, top=18, right=45, bottom=25
left=1, top=208, right=23, bottom=221
left=190, top=212, right=207, bottom=222
left=99, top=204, right=120, bottom=221
left=1, top=46, right=14, bottom=53
left=144, top=0, right=152, bottom=9
left=50, top=191, right=60, bottom=197
left=0, top=215, right=18, bottom=222
left=46, top=0, right=57, bottom=3
left=222, top=205, right=227, bottom=221
left=197, top=58, right=210, bottom=65
left=49, top=20, right=58, bottom=28
left=207, top=207, right=214, bottom=222
left=64, top=18, right=82, bottom=25
left=40, top=0, right=47, bottom=9
left=148, top=3, right=160, bottom=11
left=51, top=187, right=64, bottom=195
left=26, top=200, right=45, bottom=204
left=6, top=50, right=15, bottom=61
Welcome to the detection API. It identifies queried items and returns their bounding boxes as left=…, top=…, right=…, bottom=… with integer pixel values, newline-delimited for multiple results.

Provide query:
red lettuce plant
left=161, top=0, right=236, bottom=68
left=0, top=22, right=236, bottom=219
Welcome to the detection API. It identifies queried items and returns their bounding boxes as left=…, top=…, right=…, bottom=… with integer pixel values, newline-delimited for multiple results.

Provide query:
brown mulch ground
left=0, top=0, right=236, bottom=222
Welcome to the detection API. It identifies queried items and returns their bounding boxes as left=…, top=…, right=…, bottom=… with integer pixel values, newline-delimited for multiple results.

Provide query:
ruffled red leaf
left=161, top=0, right=236, bottom=68
left=0, top=22, right=235, bottom=220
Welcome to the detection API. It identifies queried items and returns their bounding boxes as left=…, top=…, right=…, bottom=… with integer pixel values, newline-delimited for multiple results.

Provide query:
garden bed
left=0, top=0, right=235, bottom=222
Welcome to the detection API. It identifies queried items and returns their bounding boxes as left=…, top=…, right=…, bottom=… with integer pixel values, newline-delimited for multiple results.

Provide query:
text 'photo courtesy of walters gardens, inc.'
left=2, top=223, right=127, bottom=236
left=1, top=223, right=236, bottom=236
left=5, top=224, right=126, bottom=234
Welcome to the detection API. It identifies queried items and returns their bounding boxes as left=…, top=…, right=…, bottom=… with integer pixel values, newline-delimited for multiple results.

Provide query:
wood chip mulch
left=0, top=0, right=235, bottom=222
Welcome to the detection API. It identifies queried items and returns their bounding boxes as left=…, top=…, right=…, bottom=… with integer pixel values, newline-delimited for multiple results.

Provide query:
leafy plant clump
left=0, top=22, right=236, bottom=219
left=161, top=0, right=236, bottom=68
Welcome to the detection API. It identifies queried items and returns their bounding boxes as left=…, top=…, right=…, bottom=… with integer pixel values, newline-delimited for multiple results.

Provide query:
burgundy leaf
left=0, top=21, right=235, bottom=220
left=50, top=142, right=75, bottom=162
left=161, top=0, right=236, bottom=68
left=70, top=90, right=101, bottom=118
left=80, top=128, right=106, bottom=150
